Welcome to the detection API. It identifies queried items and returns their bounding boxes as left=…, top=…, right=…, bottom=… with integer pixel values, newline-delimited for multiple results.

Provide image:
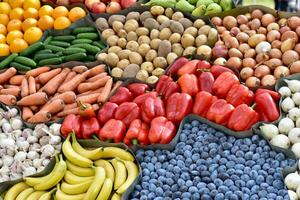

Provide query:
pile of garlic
left=285, top=160, right=300, bottom=200
left=0, top=107, right=62, bottom=183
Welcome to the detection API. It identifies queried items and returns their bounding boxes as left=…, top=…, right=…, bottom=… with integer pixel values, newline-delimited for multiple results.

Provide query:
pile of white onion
left=285, top=160, right=300, bottom=200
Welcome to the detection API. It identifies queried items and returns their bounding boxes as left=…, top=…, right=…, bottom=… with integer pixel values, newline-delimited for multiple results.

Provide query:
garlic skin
left=279, top=86, right=291, bottom=98
left=259, top=124, right=279, bottom=140
left=2, top=155, right=14, bottom=167
left=49, top=123, right=61, bottom=136
left=10, top=118, right=22, bottom=130
left=23, top=167, right=37, bottom=177
left=285, top=172, right=300, bottom=190
left=270, top=134, right=291, bottom=149
left=282, top=97, right=295, bottom=113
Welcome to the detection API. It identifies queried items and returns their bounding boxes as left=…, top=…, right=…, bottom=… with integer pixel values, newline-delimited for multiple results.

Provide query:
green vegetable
left=34, top=53, right=59, bottom=62
left=176, top=0, right=195, bottom=12
left=70, top=44, right=100, bottom=55
left=0, top=53, right=18, bottom=69
left=35, top=49, right=52, bottom=54
left=86, top=54, right=95, bottom=61
left=72, top=26, right=97, bottom=35
left=220, top=0, right=232, bottom=11
left=49, top=41, right=71, bottom=48
left=20, top=42, right=44, bottom=57
left=53, top=35, right=76, bottom=42
left=10, top=62, right=31, bottom=71
left=38, top=57, right=62, bottom=66
left=72, top=39, right=93, bottom=44
left=92, top=41, right=106, bottom=49
left=14, top=56, right=36, bottom=68
left=65, top=53, right=87, bottom=62
left=205, top=3, right=222, bottom=15
left=45, top=44, right=65, bottom=53
left=192, top=5, right=206, bottom=16
left=145, top=0, right=176, bottom=7
left=43, top=36, right=53, bottom=45
left=196, top=0, right=214, bottom=7
left=63, top=47, right=86, bottom=55
left=76, top=33, right=99, bottom=40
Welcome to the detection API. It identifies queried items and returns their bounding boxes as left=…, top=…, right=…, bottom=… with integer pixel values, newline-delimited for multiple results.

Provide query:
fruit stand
left=1, top=0, right=300, bottom=199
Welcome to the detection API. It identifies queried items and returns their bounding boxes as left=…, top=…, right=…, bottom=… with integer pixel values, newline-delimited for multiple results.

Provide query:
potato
left=118, top=29, right=127, bottom=38
left=153, top=57, right=168, bottom=68
left=158, top=40, right=171, bottom=57
left=126, top=12, right=140, bottom=21
left=138, top=36, right=151, bottom=45
left=108, top=46, right=122, bottom=54
left=198, top=25, right=211, bottom=35
left=184, top=27, right=198, bottom=37
left=102, top=29, right=115, bottom=40
left=181, top=34, right=195, bottom=48
left=150, top=29, right=160, bottom=39
left=141, top=62, right=154, bottom=73
left=126, top=41, right=139, bottom=52
left=157, top=15, right=170, bottom=24
left=138, top=44, right=151, bottom=57
left=117, top=59, right=130, bottom=69
left=144, top=18, right=160, bottom=31
left=197, top=45, right=212, bottom=59
left=124, top=19, right=139, bottom=32
left=146, top=76, right=159, bottom=84
left=108, top=15, right=126, bottom=26
left=136, top=27, right=149, bottom=36
left=111, top=67, right=123, bottom=78
left=159, top=20, right=171, bottom=30
left=152, top=68, right=165, bottom=77
left=129, top=52, right=143, bottom=65
left=194, top=19, right=205, bottom=29
left=136, top=69, right=149, bottom=82
left=107, top=35, right=119, bottom=46
left=97, top=52, right=107, bottom=61
left=159, top=28, right=172, bottom=40
left=112, top=21, right=123, bottom=33
left=150, top=38, right=161, bottom=50
left=123, top=64, right=140, bottom=78
left=170, top=21, right=184, bottom=34
left=179, top=18, right=193, bottom=29
left=96, top=18, right=109, bottom=32
left=127, top=31, right=138, bottom=41
left=117, top=38, right=127, bottom=48
left=172, top=43, right=184, bottom=56
left=172, top=12, right=184, bottom=21
left=165, top=8, right=174, bottom=18
left=195, top=34, right=208, bottom=47
left=145, top=50, right=158, bottom=62
left=183, top=46, right=196, bottom=56
left=207, top=28, right=218, bottom=46
left=167, top=52, right=178, bottom=65
left=118, top=49, right=131, bottom=60
left=150, top=6, right=164, bottom=15
left=140, top=11, right=153, bottom=23
left=106, top=53, right=119, bottom=67
left=169, top=33, right=181, bottom=44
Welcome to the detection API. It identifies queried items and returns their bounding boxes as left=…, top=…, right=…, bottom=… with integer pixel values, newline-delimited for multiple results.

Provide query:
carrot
left=72, top=65, right=88, bottom=73
left=57, top=70, right=89, bottom=93
left=37, top=68, right=62, bottom=85
left=28, top=76, right=36, bottom=94
left=57, top=107, right=79, bottom=117
left=63, top=103, right=77, bottom=110
left=98, top=78, right=113, bottom=103
left=77, top=76, right=110, bottom=93
left=36, top=83, right=41, bottom=91
left=30, top=106, right=39, bottom=112
left=63, top=71, right=77, bottom=84
left=110, top=81, right=123, bottom=97
left=86, top=72, right=108, bottom=83
left=0, top=87, right=20, bottom=97
left=4, top=85, right=19, bottom=89
left=42, top=68, right=70, bottom=95
left=0, top=67, right=17, bottom=85
left=40, top=99, right=64, bottom=114
left=21, top=78, right=29, bottom=97
left=26, top=66, right=51, bottom=77
left=22, top=107, right=33, bottom=121
left=0, top=94, right=16, bottom=105
left=27, top=111, right=51, bottom=123
left=77, top=87, right=104, bottom=97
left=17, top=92, right=48, bottom=106
left=87, top=65, right=105, bottom=78
left=9, top=75, right=24, bottom=85
left=76, top=93, right=101, bottom=104
left=50, top=91, right=76, bottom=104
left=0, top=85, right=3, bottom=90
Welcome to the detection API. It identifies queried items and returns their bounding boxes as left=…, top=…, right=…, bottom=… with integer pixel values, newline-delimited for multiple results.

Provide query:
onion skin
left=211, top=17, right=222, bottom=26
left=223, top=16, right=238, bottom=29
left=214, top=58, right=227, bottom=66
left=217, top=26, right=227, bottom=34
left=225, top=37, right=239, bottom=49
left=281, top=38, right=295, bottom=53
left=240, top=24, right=250, bottom=32
left=261, top=14, right=276, bottom=27
left=267, top=23, right=280, bottom=31
left=256, top=53, right=269, bottom=63
left=242, top=58, right=256, bottom=68
left=227, top=57, right=242, bottom=70
left=290, top=61, right=300, bottom=73
left=240, top=67, right=254, bottom=80
left=261, top=74, right=276, bottom=87
left=279, top=26, right=291, bottom=35
left=239, top=43, right=251, bottom=54
left=279, top=18, right=287, bottom=26
left=236, top=32, right=249, bottom=43
left=263, top=58, right=282, bottom=70
left=257, top=27, right=267, bottom=35
left=248, top=34, right=266, bottom=47
left=230, top=27, right=241, bottom=36
left=251, top=9, right=263, bottom=19
left=294, top=44, right=300, bottom=54
left=271, top=40, right=282, bottom=49
left=244, top=49, right=256, bottom=58
left=246, top=76, right=261, bottom=88
left=212, top=45, right=228, bottom=59
left=282, top=50, right=300, bottom=65
left=296, top=26, right=300, bottom=37
left=288, top=16, right=300, bottom=30
left=237, top=15, right=248, bottom=24
left=254, top=65, right=271, bottom=78
left=274, top=66, right=290, bottom=79
left=281, top=31, right=298, bottom=43
left=228, top=48, right=243, bottom=58
left=250, top=19, right=261, bottom=30
left=269, top=48, right=282, bottom=59
left=267, top=30, right=281, bottom=43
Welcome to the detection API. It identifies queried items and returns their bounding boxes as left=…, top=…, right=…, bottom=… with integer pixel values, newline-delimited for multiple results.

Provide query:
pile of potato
left=96, top=6, right=217, bottom=84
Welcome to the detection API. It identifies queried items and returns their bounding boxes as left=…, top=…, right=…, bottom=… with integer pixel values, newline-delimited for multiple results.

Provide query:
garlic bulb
left=285, top=172, right=300, bottom=190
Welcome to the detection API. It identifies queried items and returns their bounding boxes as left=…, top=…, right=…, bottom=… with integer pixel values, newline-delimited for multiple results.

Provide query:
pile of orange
left=0, top=0, right=86, bottom=56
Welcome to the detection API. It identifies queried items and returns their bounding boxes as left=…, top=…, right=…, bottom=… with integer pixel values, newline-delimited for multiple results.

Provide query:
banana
left=16, top=188, right=34, bottom=200
left=71, top=132, right=104, bottom=160
left=94, top=159, right=115, bottom=182
left=111, top=193, right=121, bottom=200
left=4, top=182, right=29, bottom=200
left=61, top=180, right=93, bottom=195
left=62, top=135, right=93, bottom=167
left=96, top=178, right=113, bottom=200
left=66, top=160, right=95, bottom=177
left=39, top=188, right=56, bottom=200
left=56, top=184, right=86, bottom=200
left=116, top=160, right=139, bottom=194
left=26, top=191, right=47, bottom=200
left=83, top=167, right=106, bottom=200
left=110, top=159, right=127, bottom=190
left=34, top=155, right=67, bottom=191
left=64, top=170, right=94, bottom=185
left=102, top=147, right=134, bottom=161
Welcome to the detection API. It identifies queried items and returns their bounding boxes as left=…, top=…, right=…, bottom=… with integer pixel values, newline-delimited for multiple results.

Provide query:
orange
left=9, top=7, right=24, bottom=20
left=54, top=16, right=71, bottom=30
left=10, top=38, right=28, bottom=53
left=7, top=19, right=22, bottom=32
left=24, top=26, right=42, bottom=44
left=9, top=0, right=24, bottom=8
left=52, top=6, right=68, bottom=19
left=39, top=5, right=53, bottom=17
left=24, top=7, right=38, bottom=19
left=6, top=30, right=23, bottom=44
left=0, top=24, right=7, bottom=36
left=0, top=2, right=11, bottom=14
left=0, top=34, right=6, bottom=43
left=68, top=7, right=86, bottom=23
left=38, top=15, right=54, bottom=31
left=0, top=14, right=9, bottom=26
left=0, top=44, right=10, bottom=56
left=23, top=0, right=40, bottom=10
left=21, top=18, right=37, bottom=31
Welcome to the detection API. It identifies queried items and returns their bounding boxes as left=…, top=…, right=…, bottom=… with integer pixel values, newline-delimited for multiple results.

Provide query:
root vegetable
left=261, top=14, right=275, bottom=26
left=274, top=66, right=290, bottom=79
left=244, top=49, right=256, bottom=58
left=290, top=61, right=300, bottom=74
left=251, top=9, right=263, bottom=19
left=269, top=49, right=282, bottom=59
left=240, top=67, right=254, bottom=80
left=289, top=128, right=300, bottom=144
left=250, top=19, right=261, bottom=30
left=223, top=16, right=237, bottom=29
left=226, top=57, right=242, bottom=70
left=246, top=76, right=260, bottom=88
left=270, top=134, right=290, bottom=149
left=282, top=50, right=299, bottom=66
left=259, top=124, right=279, bottom=140
left=289, top=107, right=300, bottom=121
left=111, top=68, right=123, bottom=78
left=261, top=74, right=276, bottom=87
left=136, top=70, right=149, bottom=82
left=279, top=86, right=291, bottom=98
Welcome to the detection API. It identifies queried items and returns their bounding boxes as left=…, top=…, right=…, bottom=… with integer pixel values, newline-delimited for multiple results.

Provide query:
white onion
left=279, top=86, right=291, bottom=98
left=292, top=143, right=300, bottom=158
left=278, top=117, right=295, bottom=134
left=285, top=80, right=300, bottom=93
left=289, top=128, right=300, bottom=144
left=289, top=108, right=300, bottom=121
left=297, top=185, right=300, bottom=198
left=289, top=190, right=298, bottom=200
left=282, top=97, right=295, bottom=113
left=259, top=124, right=279, bottom=140
left=293, top=93, right=300, bottom=106
left=270, top=134, right=290, bottom=149
left=285, top=172, right=300, bottom=190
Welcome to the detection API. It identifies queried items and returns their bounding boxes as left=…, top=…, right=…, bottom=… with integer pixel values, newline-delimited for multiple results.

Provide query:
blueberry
left=218, top=186, right=229, bottom=193
left=197, top=182, right=207, bottom=190
left=192, top=193, right=200, bottom=200
left=171, top=184, right=178, bottom=192
left=179, top=185, right=188, bottom=192
left=215, top=193, right=225, bottom=200
left=224, top=179, right=234, bottom=187
left=148, top=192, right=156, bottom=199
left=224, top=191, right=233, bottom=198
left=255, top=175, right=264, bottom=184
left=273, top=180, right=284, bottom=189
left=182, top=192, right=191, bottom=198
left=246, top=180, right=255, bottom=188
left=258, top=190, right=268, bottom=197
left=229, top=194, right=239, bottom=200
left=186, top=180, right=193, bottom=187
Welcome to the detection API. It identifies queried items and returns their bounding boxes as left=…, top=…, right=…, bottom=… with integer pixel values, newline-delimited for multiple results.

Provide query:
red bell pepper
left=211, top=65, right=235, bottom=79
left=197, top=60, right=211, bottom=72
left=193, top=91, right=217, bottom=117
left=155, top=75, right=180, bottom=101
left=127, top=83, right=150, bottom=97
left=255, top=89, right=281, bottom=102
left=98, top=119, right=126, bottom=143
left=78, top=101, right=96, bottom=118
left=177, top=60, right=200, bottom=76
left=212, top=72, right=240, bottom=98
left=206, top=99, right=235, bottom=125
left=228, top=104, right=260, bottom=131
left=166, top=57, right=189, bottom=77
left=141, top=97, right=165, bottom=123
left=81, top=117, right=100, bottom=139
left=97, top=102, right=118, bottom=125
left=166, top=92, right=193, bottom=124
left=109, top=87, right=133, bottom=105
left=61, top=114, right=82, bottom=138
left=198, top=72, right=214, bottom=93
left=178, top=74, right=199, bottom=96
left=114, top=102, right=141, bottom=127
left=148, top=116, right=176, bottom=144
left=133, top=91, right=158, bottom=106
left=226, top=84, right=254, bottom=107
left=255, top=92, right=280, bottom=122
left=123, top=119, right=150, bottom=146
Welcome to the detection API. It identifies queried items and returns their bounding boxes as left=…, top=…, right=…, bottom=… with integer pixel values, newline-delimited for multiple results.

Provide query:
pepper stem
left=92, top=135, right=99, bottom=140
left=77, top=101, right=87, bottom=110
left=132, top=139, right=139, bottom=145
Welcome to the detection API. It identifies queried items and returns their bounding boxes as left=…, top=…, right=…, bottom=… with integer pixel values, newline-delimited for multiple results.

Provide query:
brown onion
left=240, top=67, right=254, bottom=80
left=230, top=27, right=241, bottom=36
left=288, top=16, right=300, bottom=30
left=211, top=17, right=222, bottom=26
left=254, top=65, right=271, bottom=78
left=290, top=61, right=300, bottom=73
left=261, top=14, right=276, bottom=27
left=212, top=44, right=228, bottom=59
left=214, top=58, right=227, bottom=66
left=271, top=40, right=282, bottom=49
left=256, top=53, right=269, bottom=63
left=267, top=23, right=280, bottom=31
left=274, top=66, right=290, bottom=79
left=215, top=40, right=225, bottom=46
left=281, top=31, right=298, bottom=43
left=244, top=49, right=256, bottom=58
left=223, top=16, right=238, bottom=29
left=295, top=26, right=300, bottom=37
left=282, top=50, right=300, bottom=65
left=242, top=58, right=256, bottom=68
left=245, top=30, right=256, bottom=36
left=295, top=44, right=300, bottom=54
left=267, top=30, right=281, bottom=43
left=239, top=43, right=251, bottom=54
left=227, top=57, right=242, bottom=70
left=251, top=9, right=263, bottom=19
left=279, top=26, right=291, bottom=34
left=248, top=34, right=266, bottom=47
left=240, top=24, right=250, bottom=32
left=257, top=27, right=267, bottom=35
left=245, top=13, right=252, bottom=20
left=269, top=48, right=282, bottom=59
left=226, top=37, right=239, bottom=48
left=222, top=30, right=231, bottom=38
left=261, top=75, right=276, bottom=87
left=263, top=58, right=283, bottom=70
left=246, top=76, right=261, bottom=88
left=217, top=26, right=227, bottom=34
left=250, top=19, right=261, bottom=30
left=279, top=18, right=287, bottom=26
left=281, top=38, right=296, bottom=53
left=228, top=48, right=243, bottom=58
left=236, top=32, right=249, bottom=43
left=237, top=15, right=248, bottom=24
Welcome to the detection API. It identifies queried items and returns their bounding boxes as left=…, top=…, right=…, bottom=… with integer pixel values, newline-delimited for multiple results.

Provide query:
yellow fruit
left=7, top=19, right=22, bottom=32
left=52, top=6, right=68, bottom=19
left=22, top=18, right=37, bottom=31
left=23, top=0, right=40, bottom=10
left=6, top=30, right=23, bottom=44
left=0, top=24, right=7, bottom=35
left=24, top=26, right=42, bottom=44
left=68, top=7, right=86, bottom=23
left=0, top=2, right=11, bottom=14
left=24, top=7, right=38, bottom=19
left=9, top=0, right=24, bottom=8
left=10, top=38, right=28, bottom=53
left=38, top=15, right=54, bottom=31
left=54, top=16, right=70, bottom=30
left=39, top=5, right=53, bottom=17
left=0, top=43, right=10, bottom=56
left=0, top=14, right=9, bottom=25
left=0, top=34, right=6, bottom=43
left=9, top=7, right=24, bottom=20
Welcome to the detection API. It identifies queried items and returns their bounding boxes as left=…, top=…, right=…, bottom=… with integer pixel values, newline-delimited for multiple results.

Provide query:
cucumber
left=14, top=56, right=36, bottom=68
left=70, top=44, right=100, bottom=55
left=34, top=53, right=59, bottom=62
left=56, top=52, right=63, bottom=56
left=71, top=39, right=92, bottom=45
left=10, top=62, right=31, bottom=71
left=86, top=54, right=95, bottom=61
left=20, top=42, right=44, bottom=57
left=49, top=41, right=70, bottom=48
left=53, top=35, right=76, bottom=42
left=92, top=41, right=106, bottom=49
left=63, top=47, right=86, bottom=55
left=38, top=57, right=62, bottom=66
left=76, top=33, right=99, bottom=40
left=72, top=26, right=97, bottom=35
left=36, top=49, right=52, bottom=54
left=0, top=53, right=18, bottom=69
left=45, top=44, right=65, bottom=53
left=65, top=53, right=87, bottom=62
left=43, top=36, right=53, bottom=45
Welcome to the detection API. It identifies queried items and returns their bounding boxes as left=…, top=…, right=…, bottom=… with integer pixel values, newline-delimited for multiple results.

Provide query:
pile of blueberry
left=131, top=120, right=296, bottom=200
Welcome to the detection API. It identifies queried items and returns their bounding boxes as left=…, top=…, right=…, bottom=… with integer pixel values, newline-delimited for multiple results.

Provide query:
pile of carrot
left=0, top=65, right=122, bottom=123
